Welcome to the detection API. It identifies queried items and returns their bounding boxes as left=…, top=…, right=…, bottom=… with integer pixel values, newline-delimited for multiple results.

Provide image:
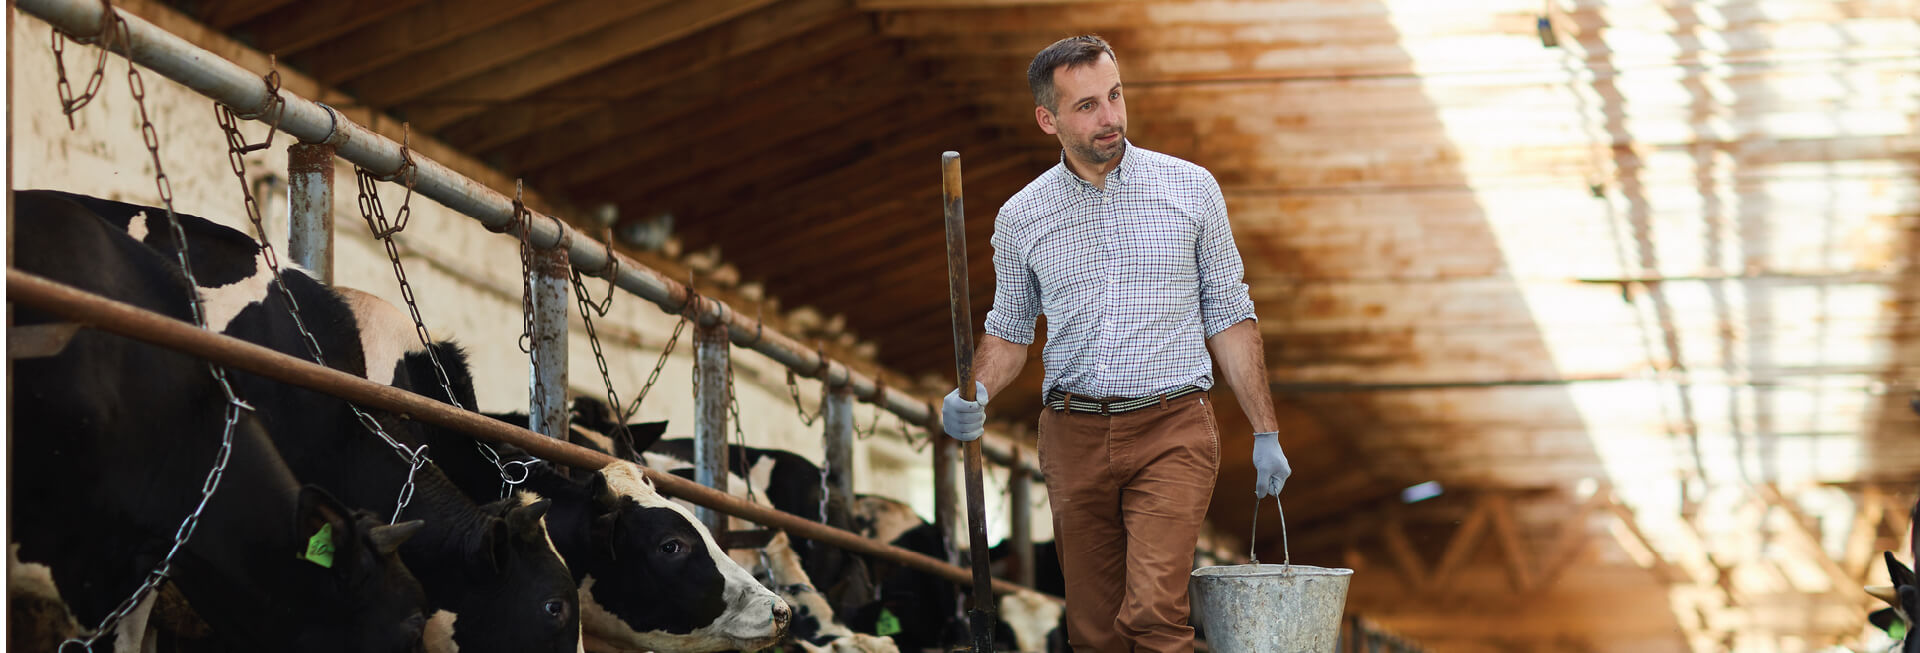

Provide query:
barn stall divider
left=18, top=0, right=1067, bottom=595
left=18, top=0, right=1274, bottom=622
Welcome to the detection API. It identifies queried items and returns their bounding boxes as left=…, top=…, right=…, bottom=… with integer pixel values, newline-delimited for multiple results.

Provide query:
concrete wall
left=8, top=8, right=1052, bottom=545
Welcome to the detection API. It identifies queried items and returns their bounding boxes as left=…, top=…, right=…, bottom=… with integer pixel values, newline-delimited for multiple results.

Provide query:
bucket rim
left=1190, top=563, right=1354, bottom=579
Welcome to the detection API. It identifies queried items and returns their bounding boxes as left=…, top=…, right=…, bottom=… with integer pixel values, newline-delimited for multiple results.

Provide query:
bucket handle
left=1249, top=494, right=1290, bottom=569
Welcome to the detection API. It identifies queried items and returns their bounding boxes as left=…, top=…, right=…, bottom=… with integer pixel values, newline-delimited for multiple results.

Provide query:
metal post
left=933, top=435, right=960, bottom=559
left=286, top=142, right=333, bottom=283
left=823, top=385, right=855, bottom=517
left=695, top=320, right=731, bottom=534
left=1010, top=464, right=1034, bottom=588
left=530, top=247, right=569, bottom=438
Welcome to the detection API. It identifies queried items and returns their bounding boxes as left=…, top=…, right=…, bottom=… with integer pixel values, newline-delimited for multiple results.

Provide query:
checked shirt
left=984, top=141, right=1257, bottom=400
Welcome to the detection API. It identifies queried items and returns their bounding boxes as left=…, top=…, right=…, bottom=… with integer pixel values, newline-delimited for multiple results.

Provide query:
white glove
left=1252, top=432, right=1291, bottom=498
left=941, top=382, right=989, bottom=442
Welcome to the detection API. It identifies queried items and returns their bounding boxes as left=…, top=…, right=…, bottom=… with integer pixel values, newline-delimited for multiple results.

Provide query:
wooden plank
left=1843, top=485, right=1889, bottom=580
left=341, top=0, right=676, bottom=107
left=1757, top=484, right=1870, bottom=602
left=395, top=0, right=793, bottom=130
left=621, top=104, right=983, bottom=220
left=1428, top=497, right=1495, bottom=590
left=713, top=145, right=1037, bottom=282
left=636, top=107, right=984, bottom=233
left=193, top=0, right=299, bottom=29
left=1486, top=494, right=1539, bottom=592
left=539, top=53, right=926, bottom=193
left=292, top=0, right=568, bottom=86
left=451, top=12, right=876, bottom=155
left=1536, top=490, right=1611, bottom=591
left=1381, top=509, right=1431, bottom=590
left=235, top=0, right=434, bottom=56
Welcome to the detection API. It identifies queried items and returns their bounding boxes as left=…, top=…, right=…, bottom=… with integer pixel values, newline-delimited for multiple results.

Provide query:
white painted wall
left=8, top=8, right=1054, bottom=545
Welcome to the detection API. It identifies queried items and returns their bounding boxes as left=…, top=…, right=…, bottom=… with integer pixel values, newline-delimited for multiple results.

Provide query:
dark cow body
left=29, top=190, right=581, bottom=653
left=466, top=407, right=788, bottom=651
left=10, top=191, right=430, bottom=652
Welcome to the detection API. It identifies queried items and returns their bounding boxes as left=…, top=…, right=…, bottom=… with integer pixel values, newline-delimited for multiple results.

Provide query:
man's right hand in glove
left=941, top=382, right=989, bottom=442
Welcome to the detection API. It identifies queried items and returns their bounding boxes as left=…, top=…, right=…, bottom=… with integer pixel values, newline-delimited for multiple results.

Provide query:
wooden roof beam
left=538, top=55, right=930, bottom=194
left=233, top=0, right=432, bottom=57
left=292, top=0, right=568, bottom=87
left=706, top=136, right=1023, bottom=275
left=342, top=0, right=678, bottom=108
left=621, top=105, right=980, bottom=232
left=395, top=0, right=800, bottom=130
left=444, top=1, right=874, bottom=154
left=191, top=0, right=298, bottom=30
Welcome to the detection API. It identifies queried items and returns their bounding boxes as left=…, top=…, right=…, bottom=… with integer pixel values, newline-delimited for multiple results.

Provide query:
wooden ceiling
left=145, top=0, right=1920, bottom=650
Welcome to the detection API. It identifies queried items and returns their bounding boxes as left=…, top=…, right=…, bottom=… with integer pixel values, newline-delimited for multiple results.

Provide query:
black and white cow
left=30, top=190, right=583, bottom=653
left=10, top=190, right=431, bottom=652
left=346, top=284, right=791, bottom=650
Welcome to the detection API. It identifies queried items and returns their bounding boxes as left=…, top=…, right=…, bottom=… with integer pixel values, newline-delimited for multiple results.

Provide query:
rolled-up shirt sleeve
left=983, top=211, right=1039, bottom=345
left=1196, top=174, right=1257, bottom=337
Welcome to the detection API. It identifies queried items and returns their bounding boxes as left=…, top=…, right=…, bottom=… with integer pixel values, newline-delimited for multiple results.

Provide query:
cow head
left=576, top=462, right=789, bottom=651
left=288, top=487, right=432, bottom=653
left=431, top=495, right=580, bottom=653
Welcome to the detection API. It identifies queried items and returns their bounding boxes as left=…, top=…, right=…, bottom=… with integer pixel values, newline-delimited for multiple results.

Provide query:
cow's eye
left=660, top=539, right=685, bottom=555
left=543, top=599, right=565, bottom=619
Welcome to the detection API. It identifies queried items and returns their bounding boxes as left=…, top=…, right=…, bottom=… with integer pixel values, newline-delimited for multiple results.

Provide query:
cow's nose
left=771, top=598, right=791, bottom=626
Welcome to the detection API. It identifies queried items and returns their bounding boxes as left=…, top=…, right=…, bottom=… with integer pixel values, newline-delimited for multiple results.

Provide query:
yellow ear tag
left=302, top=523, right=336, bottom=568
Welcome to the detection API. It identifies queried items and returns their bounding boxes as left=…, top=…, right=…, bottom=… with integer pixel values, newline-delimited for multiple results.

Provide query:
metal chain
left=785, top=370, right=823, bottom=426
left=724, top=356, right=759, bottom=507
left=355, top=147, right=525, bottom=497
left=571, top=264, right=630, bottom=446
left=62, top=11, right=255, bottom=650
left=48, top=3, right=115, bottom=131
left=515, top=181, right=537, bottom=357
left=621, top=313, right=687, bottom=424
left=214, top=90, right=429, bottom=524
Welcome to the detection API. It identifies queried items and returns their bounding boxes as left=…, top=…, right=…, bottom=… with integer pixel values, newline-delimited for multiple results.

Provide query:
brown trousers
left=1038, top=392, right=1220, bottom=652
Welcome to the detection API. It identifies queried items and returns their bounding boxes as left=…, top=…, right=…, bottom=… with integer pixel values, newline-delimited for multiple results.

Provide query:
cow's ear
left=588, top=472, right=620, bottom=510
left=369, top=520, right=426, bottom=556
left=507, top=498, right=552, bottom=544
left=624, top=421, right=668, bottom=457
left=295, top=486, right=355, bottom=546
left=1888, top=551, right=1916, bottom=588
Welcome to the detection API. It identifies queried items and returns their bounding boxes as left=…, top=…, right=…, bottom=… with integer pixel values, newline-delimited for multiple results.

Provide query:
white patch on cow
left=747, top=457, right=776, bottom=503
left=566, top=424, right=617, bottom=455
left=126, top=210, right=150, bottom=242
left=113, top=591, right=158, bottom=653
left=423, top=610, right=459, bottom=653
left=589, top=463, right=788, bottom=651
left=336, top=287, right=424, bottom=386
left=9, top=544, right=85, bottom=644
left=853, top=496, right=924, bottom=546
left=197, top=249, right=278, bottom=334
left=999, top=589, right=1063, bottom=653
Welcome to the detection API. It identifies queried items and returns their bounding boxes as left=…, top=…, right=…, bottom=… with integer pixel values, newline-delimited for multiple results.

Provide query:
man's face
left=1037, top=53, right=1127, bottom=167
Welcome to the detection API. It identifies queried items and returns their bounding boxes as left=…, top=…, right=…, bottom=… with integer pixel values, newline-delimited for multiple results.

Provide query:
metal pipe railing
left=12, top=0, right=1044, bottom=481
left=6, top=267, right=1056, bottom=601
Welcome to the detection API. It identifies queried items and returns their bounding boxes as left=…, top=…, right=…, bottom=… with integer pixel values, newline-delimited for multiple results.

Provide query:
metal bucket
left=1190, top=564, right=1353, bottom=652
left=1190, top=496, right=1354, bottom=652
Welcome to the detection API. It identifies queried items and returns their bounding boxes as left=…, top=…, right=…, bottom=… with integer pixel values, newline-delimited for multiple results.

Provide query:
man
left=940, top=35, right=1291, bottom=651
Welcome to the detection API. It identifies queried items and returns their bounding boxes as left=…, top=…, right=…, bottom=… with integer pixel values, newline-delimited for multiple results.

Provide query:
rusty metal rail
left=11, top=0, right=1043, bottom=481
left=7, top=267, right=1056, bottom=601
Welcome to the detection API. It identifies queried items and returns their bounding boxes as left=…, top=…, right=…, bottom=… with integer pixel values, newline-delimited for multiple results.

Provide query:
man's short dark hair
left=1028, top=35, right=1117, bottom=113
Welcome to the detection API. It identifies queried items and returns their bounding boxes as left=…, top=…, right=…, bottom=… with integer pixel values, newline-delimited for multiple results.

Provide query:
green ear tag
left=1890, top=619, right=1907, bottom=641
left=302, top=523, right=336, bottom=568
left=875, top=607, right=901, bottom=637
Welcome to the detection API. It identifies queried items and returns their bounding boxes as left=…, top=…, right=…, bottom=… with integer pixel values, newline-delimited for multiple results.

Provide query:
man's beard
left=1070, top=128, right=1126, bottom=164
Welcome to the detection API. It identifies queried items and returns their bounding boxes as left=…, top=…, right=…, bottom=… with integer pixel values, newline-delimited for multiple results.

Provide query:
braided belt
left=1046, top=385, right=1204, bottom=416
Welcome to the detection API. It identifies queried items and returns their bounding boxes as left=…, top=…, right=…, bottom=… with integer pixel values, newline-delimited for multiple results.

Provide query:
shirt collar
left=1056, top=139, right=1135, bottom=191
